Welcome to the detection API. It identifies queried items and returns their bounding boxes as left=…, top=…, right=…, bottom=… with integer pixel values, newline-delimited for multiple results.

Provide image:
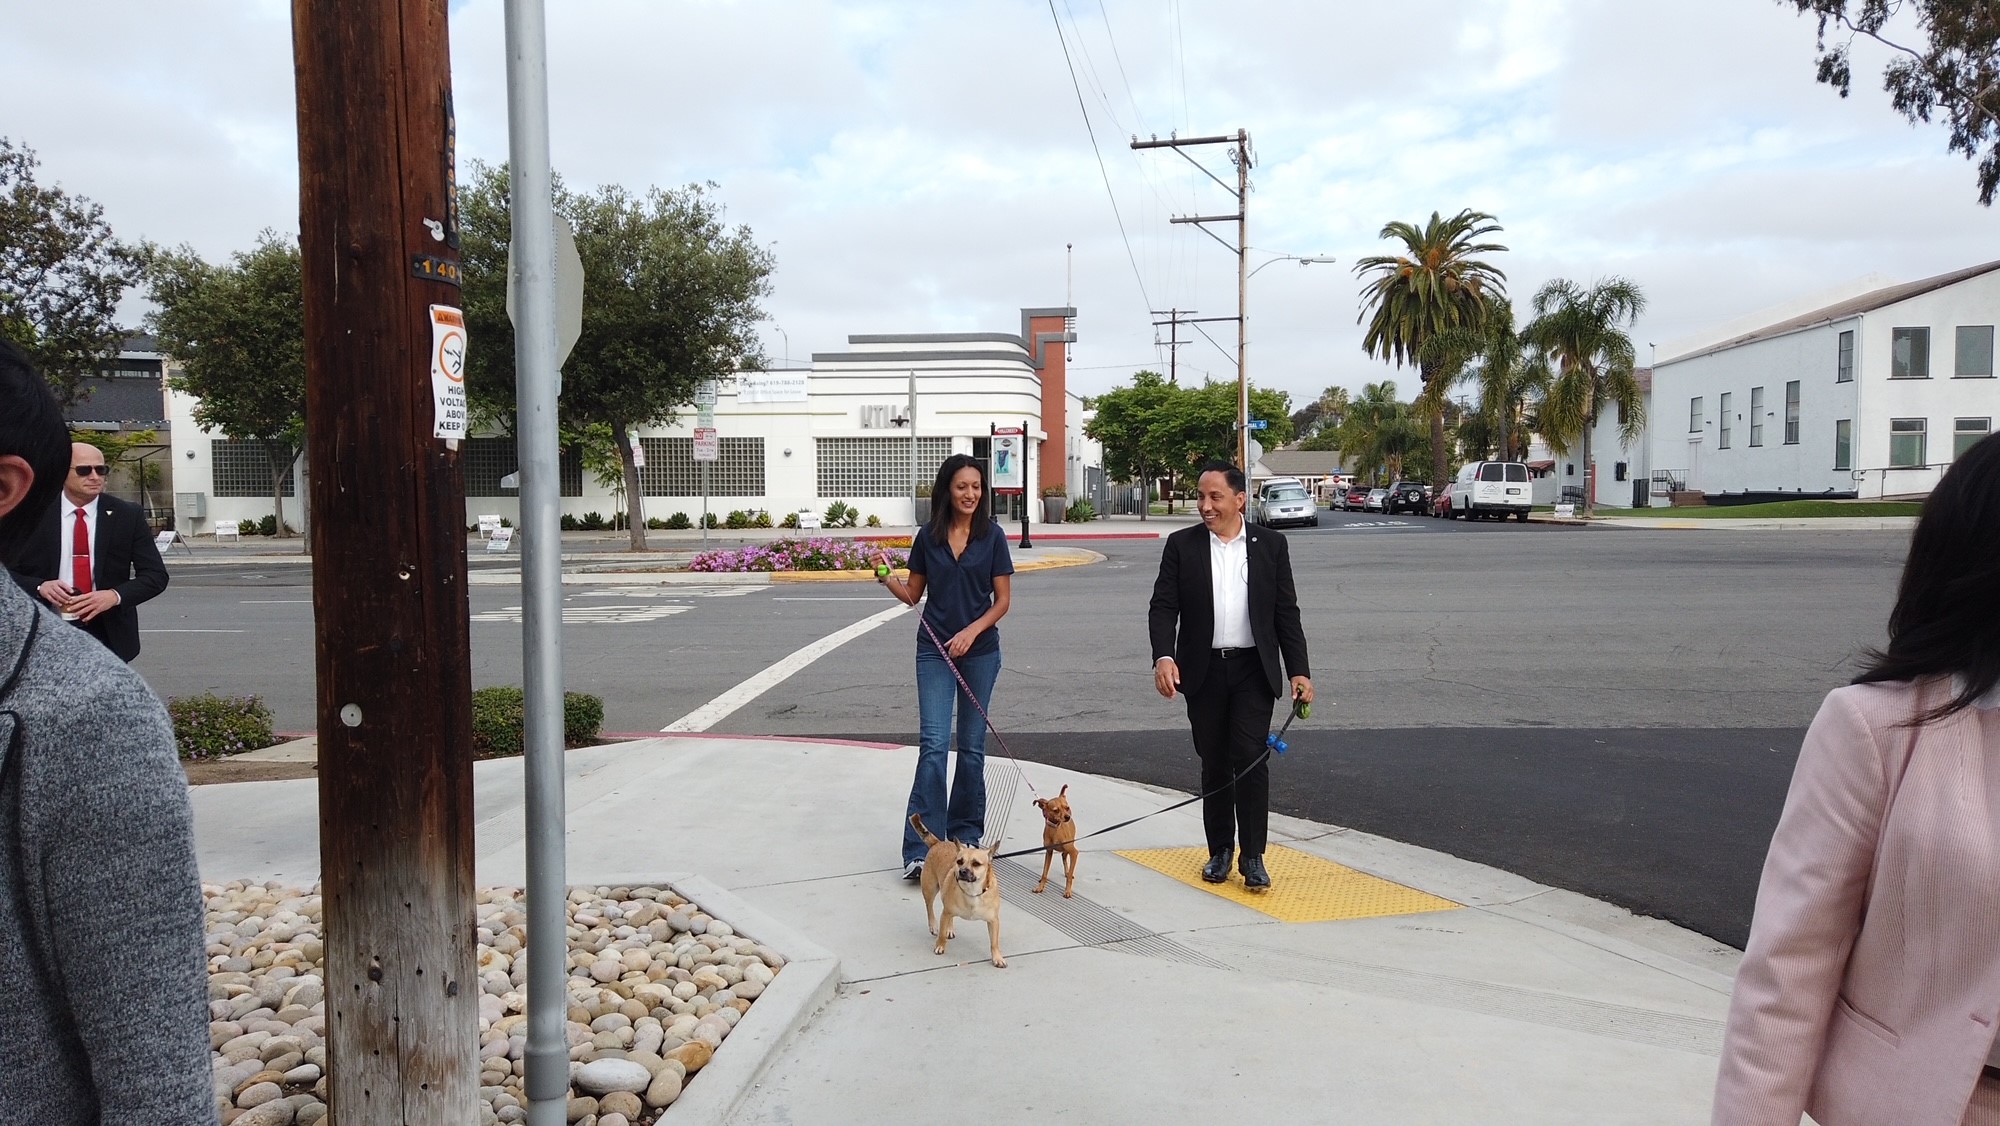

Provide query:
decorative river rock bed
left=206, top=881, right=784, bottom=1125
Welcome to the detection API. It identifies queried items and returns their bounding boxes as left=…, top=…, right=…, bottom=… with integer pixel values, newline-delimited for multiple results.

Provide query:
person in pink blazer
left=1714, top=430, right=2000, bottom=1126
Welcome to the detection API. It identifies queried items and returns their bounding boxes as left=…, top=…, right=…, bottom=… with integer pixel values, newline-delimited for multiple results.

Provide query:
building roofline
left=810, top=349, right=1040, bottom=366
left=1660, top=259, right=2000, bottom=365
left=845, top=333, right=1027, bottom=348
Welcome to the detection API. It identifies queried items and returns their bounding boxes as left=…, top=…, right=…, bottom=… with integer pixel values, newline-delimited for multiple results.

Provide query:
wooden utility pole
left=293, top=1, right=479, bottom=1121
left=1150, top=308, right=1196, bottom=384
left=1132, top=130, right=1253, bottom=467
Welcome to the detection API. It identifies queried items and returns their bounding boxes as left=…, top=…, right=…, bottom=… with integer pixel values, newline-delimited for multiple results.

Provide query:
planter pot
left=1042, top=497, right=1067, bottom=524
left=913, top=498, right=931, bottom=526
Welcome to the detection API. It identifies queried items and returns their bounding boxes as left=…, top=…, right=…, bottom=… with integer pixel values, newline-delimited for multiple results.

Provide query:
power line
left=1048, top=0, right=1154, bottom=314
left=1096, top=0, right=1147, bottom=134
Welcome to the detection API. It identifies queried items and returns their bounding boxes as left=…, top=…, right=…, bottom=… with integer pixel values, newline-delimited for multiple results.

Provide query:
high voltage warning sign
left=429, top=305, right=467, bottom=440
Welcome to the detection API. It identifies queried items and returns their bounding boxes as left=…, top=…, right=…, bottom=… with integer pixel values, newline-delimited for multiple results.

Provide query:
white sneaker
left=902, top=860, right=923, bottom=881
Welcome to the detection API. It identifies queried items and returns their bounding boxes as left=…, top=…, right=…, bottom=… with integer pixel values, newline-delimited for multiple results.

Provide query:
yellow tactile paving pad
left=1115, top=845, right=1461, bottom=923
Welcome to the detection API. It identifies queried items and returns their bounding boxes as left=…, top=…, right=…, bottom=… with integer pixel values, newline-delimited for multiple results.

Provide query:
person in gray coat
left=0, top=338, right=216, bottom=1123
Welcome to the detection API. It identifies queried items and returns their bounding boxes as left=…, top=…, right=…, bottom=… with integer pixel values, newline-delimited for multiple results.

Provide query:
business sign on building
left=737, top=371, right=808, bottom=403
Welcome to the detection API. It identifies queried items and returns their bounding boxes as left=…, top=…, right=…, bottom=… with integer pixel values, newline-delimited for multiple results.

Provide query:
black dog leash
left=991, top=691, right=1314, bottom=861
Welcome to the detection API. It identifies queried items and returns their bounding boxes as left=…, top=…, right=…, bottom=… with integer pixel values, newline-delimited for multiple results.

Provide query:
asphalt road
left=130, top=511, right=1911, bottom=947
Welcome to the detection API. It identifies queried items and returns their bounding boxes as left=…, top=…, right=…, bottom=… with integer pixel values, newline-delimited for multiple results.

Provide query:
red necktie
left=72, top=508, right=93, bottom=594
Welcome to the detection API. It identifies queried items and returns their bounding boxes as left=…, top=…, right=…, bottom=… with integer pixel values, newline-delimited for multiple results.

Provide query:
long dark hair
left=0, top=339, right=71, bottom=568
left=925, top=453, right=992, bottom=547
left=1853, top=430, right=2000, bottom=723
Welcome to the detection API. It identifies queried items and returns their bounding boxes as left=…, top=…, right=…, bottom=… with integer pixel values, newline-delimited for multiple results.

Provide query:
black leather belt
left=1213, top=647, right=1257, bottom=659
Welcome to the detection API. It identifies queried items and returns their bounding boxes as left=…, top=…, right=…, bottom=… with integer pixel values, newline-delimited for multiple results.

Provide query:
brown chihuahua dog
left=1032, top=784, right=1079, bottom=898
left=909, top=814, right=1006, bottom=968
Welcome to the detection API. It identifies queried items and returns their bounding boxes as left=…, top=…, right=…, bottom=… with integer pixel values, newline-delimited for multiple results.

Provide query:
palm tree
left=1421, top=301, right=1551, bottom=463
left=1521, top=278, right=1647, bottom=516
left=1355, top=209, right=1508, bottom=486
left=1334, top=381, right=1424, bottom=485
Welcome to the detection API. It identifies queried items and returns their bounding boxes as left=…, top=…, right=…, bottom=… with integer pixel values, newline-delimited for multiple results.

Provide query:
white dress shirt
left=56, top=496, right=100, bottom=590
left=1208, top=521, right=1253, bottom=649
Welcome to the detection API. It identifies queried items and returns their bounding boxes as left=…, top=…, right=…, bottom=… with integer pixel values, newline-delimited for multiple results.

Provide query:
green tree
left=1086, top=370, right=1177, bottom=519
left=1521, top=278, right=1647, bottom=516
left=1334, top=381, right=1428, bottom=485
left=1290, top=384, right=1350, bottom=445
left=1781, top=1, right=2000, bottom=204
left=1418, top=301, right=1551, bottom=463
left=458, top=161, right=775, bottom=549
left=145, top=233, right=307, bottom=535
left=1355, top=209, right=1508, bottom=488
left=0, top=138, right=144, bottom=405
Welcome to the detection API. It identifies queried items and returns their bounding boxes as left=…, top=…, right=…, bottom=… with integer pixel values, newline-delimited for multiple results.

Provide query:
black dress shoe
left=1240, top=854, right=1271, bottom=890
left=1201, top=848, right=1234, bottom=883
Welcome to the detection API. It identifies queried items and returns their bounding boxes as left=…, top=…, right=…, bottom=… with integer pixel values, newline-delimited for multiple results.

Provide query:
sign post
left=991, top=422, right=1030, bottom=549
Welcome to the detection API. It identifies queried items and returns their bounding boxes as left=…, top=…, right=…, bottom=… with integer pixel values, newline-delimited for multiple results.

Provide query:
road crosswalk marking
left=470, top=604, right=693, bottom=624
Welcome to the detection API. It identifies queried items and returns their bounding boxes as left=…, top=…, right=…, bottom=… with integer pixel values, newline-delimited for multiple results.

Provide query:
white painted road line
left=661, top=603, right=908, bottom=733
left=770, top=597, right=885, bottom=601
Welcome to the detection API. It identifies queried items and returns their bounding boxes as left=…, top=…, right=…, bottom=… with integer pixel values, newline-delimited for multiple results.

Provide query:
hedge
left=470, top=686, right=605, bottom=759
left=168, top=693, right=279, bottom=760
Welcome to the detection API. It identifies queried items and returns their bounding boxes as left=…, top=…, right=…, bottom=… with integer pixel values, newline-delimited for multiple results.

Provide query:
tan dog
left=908, top=814, right=1006, bottom=968
left=1031, top=784, right=1079, bottom=898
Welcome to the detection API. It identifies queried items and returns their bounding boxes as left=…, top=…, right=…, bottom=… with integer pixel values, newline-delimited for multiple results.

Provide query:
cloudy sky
left=5, top=0, right=1992, bottom=406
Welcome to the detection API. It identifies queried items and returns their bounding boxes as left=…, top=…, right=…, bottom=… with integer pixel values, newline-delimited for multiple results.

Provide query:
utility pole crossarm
left=1129, top=133, right=1240, bottom=149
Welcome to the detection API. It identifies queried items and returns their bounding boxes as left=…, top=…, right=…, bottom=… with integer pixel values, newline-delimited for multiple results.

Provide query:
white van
left=1447, top=461, right=1533, bottom=521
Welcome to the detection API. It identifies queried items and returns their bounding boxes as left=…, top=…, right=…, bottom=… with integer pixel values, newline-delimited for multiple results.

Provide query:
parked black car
left=1383, top=481, right=1429, bottom=514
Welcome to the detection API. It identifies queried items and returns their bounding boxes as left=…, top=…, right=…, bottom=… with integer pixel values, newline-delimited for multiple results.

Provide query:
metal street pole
left=500, top=4, right=568, bottom=1125
left=909, top=369, right=917, bottom=526
left=1235, top=129, right=1250, bottom=472
left=1018, top=418, right=1033, bottom=550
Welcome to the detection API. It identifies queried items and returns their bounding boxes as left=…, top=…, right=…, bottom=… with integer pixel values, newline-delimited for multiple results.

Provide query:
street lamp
left=1238, top=254, right=1336, bottom=468
left=1247, top=253, right=1337, bottom=280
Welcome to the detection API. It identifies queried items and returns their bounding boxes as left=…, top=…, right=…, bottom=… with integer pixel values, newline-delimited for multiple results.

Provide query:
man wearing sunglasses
left=7, top=442, right=170, bottom=662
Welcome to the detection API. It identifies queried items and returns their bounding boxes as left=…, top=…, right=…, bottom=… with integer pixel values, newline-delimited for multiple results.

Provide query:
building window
left=1614, top=461, right=1628, bottom=482
left=1836, top=330, right=1854, bottom=383
left=1834, top=419, right=1853, bottom=471
left=1749, top=386, right=1765, bottom=447
left=211, top=439, right=296, bottom=498
left=1889, top=418, right=1927, bottom=468
left=1719, top=392, right=1733, bottom=449
left=1784, top=381, right=1801, bottom=445
left=1956, top=417, right=1993, bottom=459
left=462, top=436, right=584, bottom=498
left=1891, top=327, right=1931, bottom=378
left=1955, top=325, right=1995, bottom=377
left=1689, top=396, right=1703, bottom=433
left=638, top=436, right=766, bottom=497
left=1616, top=400, right=1628, bottom=427
left=816, top=436, right=953, bottom=497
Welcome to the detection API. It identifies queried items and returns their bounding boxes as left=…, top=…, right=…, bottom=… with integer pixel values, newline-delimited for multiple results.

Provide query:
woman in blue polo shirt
left=876, top=453, right=1014, bottom=879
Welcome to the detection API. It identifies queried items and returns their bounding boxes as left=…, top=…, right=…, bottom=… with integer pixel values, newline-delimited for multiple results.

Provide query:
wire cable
left=1048, top=0, right=1155, bottom=315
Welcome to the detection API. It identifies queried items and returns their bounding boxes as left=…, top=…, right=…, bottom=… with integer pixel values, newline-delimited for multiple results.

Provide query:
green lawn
left=1623, top=500, right=1921, bottom=519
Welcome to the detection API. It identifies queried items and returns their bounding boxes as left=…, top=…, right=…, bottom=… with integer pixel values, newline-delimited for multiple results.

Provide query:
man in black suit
left=9, top=442, right=169, bottom=662
left=1149, top=459, right=1312, bottom=890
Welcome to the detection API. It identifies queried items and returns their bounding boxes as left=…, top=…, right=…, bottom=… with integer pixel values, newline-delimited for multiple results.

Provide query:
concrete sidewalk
left=189, top=736, right=1736, bottom=1124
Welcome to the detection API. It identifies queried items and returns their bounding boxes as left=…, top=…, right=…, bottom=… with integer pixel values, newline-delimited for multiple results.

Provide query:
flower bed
left=687, top=537, right=906, bottom=573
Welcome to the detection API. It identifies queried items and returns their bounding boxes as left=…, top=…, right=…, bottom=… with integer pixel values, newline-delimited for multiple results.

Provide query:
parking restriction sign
left=692, top=427, right=719, bottom=461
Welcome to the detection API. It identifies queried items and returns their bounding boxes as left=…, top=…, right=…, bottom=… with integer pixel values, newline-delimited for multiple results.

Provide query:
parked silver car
left=1254, top=484, right=1319, bottom=528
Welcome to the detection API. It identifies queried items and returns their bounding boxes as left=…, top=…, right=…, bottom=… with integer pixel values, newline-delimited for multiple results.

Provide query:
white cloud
left=3, top=0, right=1994, bottom=408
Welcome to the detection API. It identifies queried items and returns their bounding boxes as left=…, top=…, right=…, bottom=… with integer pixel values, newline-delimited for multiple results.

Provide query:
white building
left=1646, top=261, right=2000, bottom=502
left=167, top=307, right=1097, bottom=533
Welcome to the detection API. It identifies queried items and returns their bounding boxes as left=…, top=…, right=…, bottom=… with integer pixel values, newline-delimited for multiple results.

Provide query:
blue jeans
left=902, top=645, right=1001, bottom=864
